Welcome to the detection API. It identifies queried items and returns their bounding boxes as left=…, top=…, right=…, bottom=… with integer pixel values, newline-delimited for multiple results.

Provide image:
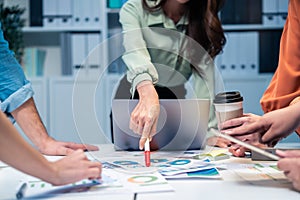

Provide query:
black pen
left=16, top=182, right=27, bottom=200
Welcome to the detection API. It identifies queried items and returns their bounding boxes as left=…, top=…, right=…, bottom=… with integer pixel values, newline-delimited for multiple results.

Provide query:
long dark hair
left=142, top=0, right=226, bottom=59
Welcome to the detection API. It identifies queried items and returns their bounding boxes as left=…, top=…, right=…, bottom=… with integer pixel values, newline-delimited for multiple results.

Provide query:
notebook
left=112, top=99, right=210, bottom=151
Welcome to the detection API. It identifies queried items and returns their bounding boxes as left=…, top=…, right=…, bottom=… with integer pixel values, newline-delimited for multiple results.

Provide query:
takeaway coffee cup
left=213, top=91, right=244, bottom=125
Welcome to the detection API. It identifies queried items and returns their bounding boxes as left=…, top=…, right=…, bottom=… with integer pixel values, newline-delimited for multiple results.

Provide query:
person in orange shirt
left=220, top=0, right=300, bottom=191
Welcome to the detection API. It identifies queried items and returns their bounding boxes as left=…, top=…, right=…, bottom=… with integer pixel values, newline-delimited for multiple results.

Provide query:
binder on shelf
left=87, top=33, right=101, bottom=71
left=61, top=33, right=72, bottom=75
left=71, top=34, right=87, bottom=76
left=221, top=0, right=261, bottom=24
left=244, top=32, right=258, bottom=75
left=82, top=0, right=92, bottom=27
left=259, top=31, right=281, bottom=73
left=277, top=14, right=287, bottom=27
left=262, top=0, right=278, bottom=26
left=277, top=0, right=288, bottom=14
left=262, top=0, right=288, bottom=27
left=108, top=28, right=124, bottom=74
left=90, top=0, right=101, bottom=27
left=262, top=15, right=278, bottom=26
left=42, top=0, right=58, bottom=27
left=228, top=33, right=239, bottom=75
left=72, top=0, right=83, bottom=26
left=29, top=0, right=43, bottom=26
left=57, top=0, right=72, bottom=27
left=277, top=0, right=288, bottom=26
left=262, top=0, right=277, bottom=14
left=219, top=33, right=237, bottom=77
left=233, top=32, right=247, bottom=75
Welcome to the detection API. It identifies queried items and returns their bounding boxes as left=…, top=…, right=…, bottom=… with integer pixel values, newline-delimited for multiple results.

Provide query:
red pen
left=144, top=138, right=151, bottom=167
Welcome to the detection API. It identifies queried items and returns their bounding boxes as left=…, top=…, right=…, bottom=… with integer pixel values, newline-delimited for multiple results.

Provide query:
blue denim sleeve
left=0, top=23, right=34, bottom=117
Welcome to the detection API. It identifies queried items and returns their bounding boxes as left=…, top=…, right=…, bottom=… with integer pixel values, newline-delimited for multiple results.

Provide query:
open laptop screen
left=112, top=99, right=210, bottom=151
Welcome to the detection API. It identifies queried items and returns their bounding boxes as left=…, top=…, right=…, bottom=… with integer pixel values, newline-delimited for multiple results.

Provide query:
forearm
left=11, top=97, right=51, bottom=150
left=286, top=101, right=300, bottom=128
left=0, top=111, right=56, bottom=183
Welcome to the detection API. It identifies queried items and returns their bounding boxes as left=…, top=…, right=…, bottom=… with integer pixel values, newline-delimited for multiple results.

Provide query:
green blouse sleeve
left=119, top=1, right=158, bottom=95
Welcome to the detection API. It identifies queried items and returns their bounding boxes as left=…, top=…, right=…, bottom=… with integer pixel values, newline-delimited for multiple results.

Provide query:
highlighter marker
left=144, top=138, right=151, bottom=167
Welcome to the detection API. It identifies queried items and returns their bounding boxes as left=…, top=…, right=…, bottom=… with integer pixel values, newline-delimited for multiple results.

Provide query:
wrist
left=136, top=80, right=153, bottom=90
left=35, top=136, right=55, bottom=154
left=46, top=162, right=60, bottom=185
left=137, top=81, right=158, bottom=100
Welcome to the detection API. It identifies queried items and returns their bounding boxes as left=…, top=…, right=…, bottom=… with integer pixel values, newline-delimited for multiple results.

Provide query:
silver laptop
left=112, top=99, right=210, bottom=151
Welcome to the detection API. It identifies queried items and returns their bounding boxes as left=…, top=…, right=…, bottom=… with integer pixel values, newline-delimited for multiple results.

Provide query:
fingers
left=221, top=124, right=256, bottom=136
left=69, top=150, right=102, bottom=178
left=57, top=146, right=75, bottom=156
left=53, top=143, right=99, bottom=156
left=276, top=150, right=300, bottom=158
left=82, top=144, right=99, bottom=151
left=220, top=117, right=247, bottom=130
left=130, top=100, right=160, bottom=150
left=277, top=157, right=300, bottom=191
left=65, top=143, right=99, bottom=151
left=206, top=136, right=232, bottom=147
left=220, top=114, right=263, bottom=137
left=220, top=114, right=255, bottom=130
left=86, top=162, right=102, bottom=179
left=217, top=138, right=232, bottom=148
left=229, top=145, right=247, bottom=157
left=139, top=137, right=148, bottom=150
left=277, top=159, right=293, bottom=181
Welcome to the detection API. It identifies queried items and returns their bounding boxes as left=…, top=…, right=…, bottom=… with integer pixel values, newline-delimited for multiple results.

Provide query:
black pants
left=110, top=75, right=186, bottom=142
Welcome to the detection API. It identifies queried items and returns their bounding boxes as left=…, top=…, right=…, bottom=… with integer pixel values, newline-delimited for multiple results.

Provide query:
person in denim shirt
left=0, top=110, right=101, bottom=186
left=0, top=23, right=98, bottom=155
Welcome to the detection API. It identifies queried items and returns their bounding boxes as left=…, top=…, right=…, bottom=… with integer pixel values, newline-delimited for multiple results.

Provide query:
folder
left=262, top=0, right=278, bottom=26
left=60, top=33, right=72, bottom=75
left=72, top=0, right=83, bottom=26
left=71, top=34, right=87, bottom=76
left=227, top=33, right=241, bottom=75
left=57, top=0, right=72, bottom=27
left=82, top=0, right=92, bottom=27
left=235, top=32, right=247, bottom=76
left=222, top=33, right=239, bottom=77
left=277, top=0, right=288, bottom=13
left=244, top=32, right=258, bottom=75
left=87, top=33, right=101, bottom=71
left=262, top=15, right=278, bottom=26
left=42, top=0, right=58, bottom=27
left=277, top=0, right=288, bottom=26
left=29, top=0, right=43, bottom=26
left=90, top=0, right=101, bottom=27
left=262, top=0, right=277, bottom=13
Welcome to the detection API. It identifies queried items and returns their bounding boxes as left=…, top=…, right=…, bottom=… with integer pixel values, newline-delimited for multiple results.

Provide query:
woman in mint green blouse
left=119, top=0, right=228, bottom=149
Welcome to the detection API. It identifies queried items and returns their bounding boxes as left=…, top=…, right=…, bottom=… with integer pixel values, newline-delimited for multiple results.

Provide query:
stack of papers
left=16, top=150, right=224, bottom=199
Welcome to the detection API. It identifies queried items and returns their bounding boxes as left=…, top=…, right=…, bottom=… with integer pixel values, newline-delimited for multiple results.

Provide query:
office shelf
left=223, top=24, right=284, bottom=31
left=22, top=27, right=102, bottom=33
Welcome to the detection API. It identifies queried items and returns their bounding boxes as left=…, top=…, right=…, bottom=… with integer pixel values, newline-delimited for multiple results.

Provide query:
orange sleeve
left=260, top=0, right=300, bottom=135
